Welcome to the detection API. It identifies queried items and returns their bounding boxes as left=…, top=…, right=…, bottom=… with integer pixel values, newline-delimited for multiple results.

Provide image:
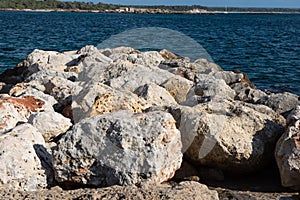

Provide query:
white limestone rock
left=53, top=111, right=182, bottom=187
left=28, top=111, right=72, bottom=142
left=0, top=124, right=52, bottom=191
left=72, top=82, right=150, bottom=123
left=179, top=100, right=285, bottom=173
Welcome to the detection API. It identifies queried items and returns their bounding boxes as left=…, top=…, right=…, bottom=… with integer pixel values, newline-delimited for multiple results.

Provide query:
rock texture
left=0, top=181, right=219, bottom=200
left=0, top=96, right=45, bottom=134
left=0, top=124, right=52, bottom=191
left=180, top=100, right=285, bottom=173
left=72, top=82, right=150, bottom=122
left=257, top=92, right=299, bottom=115
left=275, top=105, right=300, bottom=190
left=53, top=111, right=182, bottom=187
left=28, top=111, right=72, bottom=142
left=0, top=45, right=299, bottom=197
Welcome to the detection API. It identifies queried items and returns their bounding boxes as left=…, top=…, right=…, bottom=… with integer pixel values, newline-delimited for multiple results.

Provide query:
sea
left=0, top=11, right=299, bottom=95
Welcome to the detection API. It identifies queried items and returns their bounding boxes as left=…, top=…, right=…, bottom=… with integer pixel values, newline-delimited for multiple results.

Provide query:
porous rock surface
left=275, top=104, right=300, bottom=190
left=53, top=111, right=182, bottom=187
left=180, top=99, right=285, bottom=173
left=0, top=124, right=52, bottom=191
left=0, top=45, right=299, bottom=197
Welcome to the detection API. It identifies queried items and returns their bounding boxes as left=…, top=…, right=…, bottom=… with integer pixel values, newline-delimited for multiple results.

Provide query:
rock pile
left=0, top=45, right=299, bottom=197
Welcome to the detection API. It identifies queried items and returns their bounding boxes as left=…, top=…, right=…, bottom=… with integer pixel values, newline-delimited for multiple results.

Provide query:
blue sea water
left=0, top=11, right=299, bottom=95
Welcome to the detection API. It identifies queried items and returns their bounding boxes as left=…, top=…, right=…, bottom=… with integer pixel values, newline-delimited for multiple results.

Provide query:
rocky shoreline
left=0, top=46, right=299, bottom=199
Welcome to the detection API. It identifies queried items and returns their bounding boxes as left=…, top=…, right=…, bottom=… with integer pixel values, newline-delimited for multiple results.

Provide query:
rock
left=72, top=82, right=149, bottom=122
left=28, top=111, right=72, bottom=142
left=134, top=83, right=177, bottom=107
left=275, top=105, right=300, bottom=190
left=161, top=76, right=193, bottom=104
left=0, top=181, right=219, bottom=200
left=128, top=51, right=164, bottom=69
left=0, top=96, right=45, bottom=134
left=109, top=67, right=174, bottom=92
left=9, top=85, right=58, bottom=112
left=25, top=70, right=78, bottom=83
left=44, top=76, right=82, bottom=106
left=186, top=78, right=236, bottom=104
left=0, top=124, right=52, bottom=191
left=159, top=49, right=181, bottom=60
left=26, top=49, right=78, bottom=76
left=77, top=45, right=99, bottom=54
left=160, top=181, right=219, bottom=200
left=257, top=92, right=299, bottom=116
left=101, top=46, right=135, bottom=57
left=53, top=111, right=182, bottom=187
left=235, top=87, right=267, bottom=103
left=77, top=50, right=113, bottom=74
left=213, top=71, right=244, bottom=85
left=179, top=100, right=285, bottom=173
left=193, top=59, right=223, bottom=75
left=78, top=59, right=135, bottom=84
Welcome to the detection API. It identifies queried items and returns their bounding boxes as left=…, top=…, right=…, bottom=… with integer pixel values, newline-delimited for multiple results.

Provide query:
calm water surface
left=0, top=11, right=299, bottom=95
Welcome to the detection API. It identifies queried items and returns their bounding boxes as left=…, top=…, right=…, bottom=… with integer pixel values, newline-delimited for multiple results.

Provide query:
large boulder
left=0, top=124, right=53, bottom=191
left=53, top=111, right=182, bottom=187
left=179, top=100, right=285, bottom=173
left=275, top=105, right=300, bottom=190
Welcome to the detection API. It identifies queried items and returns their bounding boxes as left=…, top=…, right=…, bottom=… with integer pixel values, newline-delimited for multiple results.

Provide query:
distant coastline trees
left=0, top=0, right=299, bottom=12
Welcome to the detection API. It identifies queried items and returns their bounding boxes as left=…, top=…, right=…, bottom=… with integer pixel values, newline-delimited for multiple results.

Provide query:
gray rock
left=193, top=59, right=223, bottom=74
left=53, top=111, right=182, bottom=187
left=182, top=75, right=236, bottom=107
left=44, top=76, right=82, bottom=106
left=28, top=111, right=72, bottom=142
left=25, top=70, right=78, bottom=83
left=275, top=105, right=300, bottom=190
left=179, top=100, right=285, bottom=173
left=77, top=51, right=113, bottom=74
left=78, top=59, right=135, bottom=84
left=235, top=87, right=267, bottom=103
left=257, top=92, right=299, bottom=115
left=213, top=71, right=244, bottom=85
left=0, top=124, right=52, bottom=191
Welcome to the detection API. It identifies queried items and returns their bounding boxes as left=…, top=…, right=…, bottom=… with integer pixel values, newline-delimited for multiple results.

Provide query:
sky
left=72, top=0, right=300, bottom=8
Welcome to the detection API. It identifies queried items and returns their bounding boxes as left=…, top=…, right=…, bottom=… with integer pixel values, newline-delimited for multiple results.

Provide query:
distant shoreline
left=0, top=8, right=299, bottom=15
